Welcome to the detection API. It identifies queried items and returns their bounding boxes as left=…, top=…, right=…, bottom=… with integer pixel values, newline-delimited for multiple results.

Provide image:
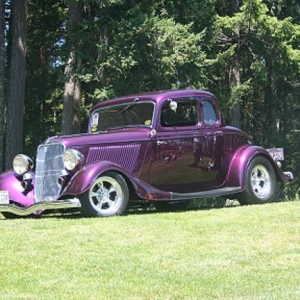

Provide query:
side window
left=202, top=101, right=217, bottom=125
left=161, top=99, right=198, bottom=127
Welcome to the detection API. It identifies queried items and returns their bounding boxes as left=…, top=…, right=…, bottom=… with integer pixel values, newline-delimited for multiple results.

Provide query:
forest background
left=0, top=0, right=300, bottom=196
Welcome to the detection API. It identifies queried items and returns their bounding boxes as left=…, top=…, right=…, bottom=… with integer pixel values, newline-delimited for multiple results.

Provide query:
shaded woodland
left=0, top=0, right=300, bottom=196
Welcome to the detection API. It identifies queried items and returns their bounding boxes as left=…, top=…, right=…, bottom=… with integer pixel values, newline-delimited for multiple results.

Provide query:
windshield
left=89, top=101, right=155, bottom=132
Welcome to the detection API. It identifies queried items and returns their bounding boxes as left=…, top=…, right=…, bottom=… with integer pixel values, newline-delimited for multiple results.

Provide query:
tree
left=228, top=0, right=241, bottom=128
left=24, top=0, right=68, bottom=156
left=5, top=0, right=27, bottom=169
left=61, top=0, right=83, bottom=135
left=74, top=1, right=207, bottom=102
left=212, top=0, right=300, bottom=144
left=0, top=0, right=5, bottom=171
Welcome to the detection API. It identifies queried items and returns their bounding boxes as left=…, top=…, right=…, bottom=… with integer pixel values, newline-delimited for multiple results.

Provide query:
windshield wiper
left=120, top=97, right=139, bottom=114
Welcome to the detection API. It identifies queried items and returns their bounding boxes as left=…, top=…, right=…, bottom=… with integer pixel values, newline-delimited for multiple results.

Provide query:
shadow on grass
left=127, top=198, right=240, bottom=216
left=0, top=198, right=241, bottom=220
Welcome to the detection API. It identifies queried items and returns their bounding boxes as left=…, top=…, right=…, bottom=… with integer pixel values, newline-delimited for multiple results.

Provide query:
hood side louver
left=87, top=144, right=141, bottom=172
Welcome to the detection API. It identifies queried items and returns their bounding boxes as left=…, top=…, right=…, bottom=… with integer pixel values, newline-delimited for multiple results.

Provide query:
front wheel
left=237, top=156, right=277, bottom=205
left=79, top=171, right=129, bottom=217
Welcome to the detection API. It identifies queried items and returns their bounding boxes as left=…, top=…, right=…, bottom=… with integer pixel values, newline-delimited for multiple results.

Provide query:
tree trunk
left=61, top=1, right=83, bottom=135
left=228, top=56, right=241, bottom=128
left=5, top=0, right=27, bottom=169
left=228, top=0, right=241, bottom=128
left=265, top=57, right=277, bottom=146
left=231, top=0, right=239, bottom=15
left=0, top=0, right=5, bottom=171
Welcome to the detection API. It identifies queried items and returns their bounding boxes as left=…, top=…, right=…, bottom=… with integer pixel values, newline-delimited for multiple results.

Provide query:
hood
left=45, top=127, right=152, bottom=149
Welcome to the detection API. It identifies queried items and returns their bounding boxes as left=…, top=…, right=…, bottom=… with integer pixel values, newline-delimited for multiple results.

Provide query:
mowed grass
left=0, top=201, right=299, bottom=300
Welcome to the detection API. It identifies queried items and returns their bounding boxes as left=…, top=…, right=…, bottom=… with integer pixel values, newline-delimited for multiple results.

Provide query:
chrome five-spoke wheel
left=250, top=164, right=271, bottom=199
left=79, top=171, right=129, bottom=217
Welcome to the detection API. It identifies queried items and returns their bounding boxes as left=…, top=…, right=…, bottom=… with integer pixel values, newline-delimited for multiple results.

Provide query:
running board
left=0, top=199, right=81, bottom=217
left=171, top=187, right=242, bottom=201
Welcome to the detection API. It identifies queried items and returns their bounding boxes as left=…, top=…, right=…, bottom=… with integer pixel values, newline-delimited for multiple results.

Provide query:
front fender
left=62, top=161, right=172, bottom=201
left=0, top=170, right=34, bottom=207
left=226, top=145, right=285, bottom=190
left=62, top=161, right=121, bottom=196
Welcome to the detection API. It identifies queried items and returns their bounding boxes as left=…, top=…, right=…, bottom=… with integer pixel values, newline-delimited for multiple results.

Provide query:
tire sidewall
left=244, top=156, right=277, bottom=204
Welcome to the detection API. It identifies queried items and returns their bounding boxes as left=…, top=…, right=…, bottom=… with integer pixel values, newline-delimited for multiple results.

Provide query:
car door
left=149, top=97, right=224, bottom=193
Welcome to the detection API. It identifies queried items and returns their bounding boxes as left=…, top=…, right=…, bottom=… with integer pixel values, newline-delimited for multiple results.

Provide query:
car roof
left=91, top=89, right=217, bottom=110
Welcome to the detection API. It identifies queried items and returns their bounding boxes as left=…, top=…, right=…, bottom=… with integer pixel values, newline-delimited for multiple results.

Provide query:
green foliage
left=228, top=79, right=251, bottom=107
left=211, top=0, right=300, bottom=136
left=73, top=6, right=208, bottom=100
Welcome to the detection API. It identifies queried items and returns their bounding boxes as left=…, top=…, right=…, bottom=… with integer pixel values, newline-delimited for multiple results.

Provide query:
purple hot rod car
left=0, top=89, right=293, bottom=218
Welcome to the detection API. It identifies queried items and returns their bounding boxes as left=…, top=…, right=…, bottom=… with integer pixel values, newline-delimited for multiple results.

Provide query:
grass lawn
left=0, top=201, right=299, bottom=300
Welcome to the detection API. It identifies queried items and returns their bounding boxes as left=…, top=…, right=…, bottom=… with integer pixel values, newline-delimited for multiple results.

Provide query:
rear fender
left=226, top=145, right=285, bottom=190
left=62, top=161, right=172, bottom=200
left=0, top=170, right=34, bottom=207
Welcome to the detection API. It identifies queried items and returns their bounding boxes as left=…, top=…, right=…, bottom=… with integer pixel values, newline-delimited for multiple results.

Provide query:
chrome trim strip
left=0, top=199, right=81, bottom=216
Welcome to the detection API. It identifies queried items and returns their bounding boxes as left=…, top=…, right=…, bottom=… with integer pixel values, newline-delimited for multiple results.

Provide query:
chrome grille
left=34, top=142, right=65, bottom=202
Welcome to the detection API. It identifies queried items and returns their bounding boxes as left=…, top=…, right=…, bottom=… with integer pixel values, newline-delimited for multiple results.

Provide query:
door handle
left=157, top=140, right=167, bottom=145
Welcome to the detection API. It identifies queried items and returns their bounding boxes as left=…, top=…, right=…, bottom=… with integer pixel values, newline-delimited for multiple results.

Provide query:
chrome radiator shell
left=34, top=142, right=65, bottom=202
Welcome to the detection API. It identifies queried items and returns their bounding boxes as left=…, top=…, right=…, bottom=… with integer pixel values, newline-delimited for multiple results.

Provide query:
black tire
left=237, top=156, right=277, bottom=205
left=153, top=200, right=190, bottom=212
left=79, top=171, right=129, bottom=217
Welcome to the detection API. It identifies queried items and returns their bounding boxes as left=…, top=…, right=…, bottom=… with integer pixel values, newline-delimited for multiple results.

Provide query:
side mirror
left=169, top=99, right=177, bottom=112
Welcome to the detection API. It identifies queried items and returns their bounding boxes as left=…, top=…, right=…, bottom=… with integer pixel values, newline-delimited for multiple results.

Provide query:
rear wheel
left=79, top=172, right=129, bottom=217
left=238, top=156, right=277, bottom=205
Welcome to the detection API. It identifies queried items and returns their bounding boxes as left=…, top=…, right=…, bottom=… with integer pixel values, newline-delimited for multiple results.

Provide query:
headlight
left=13, top=154, right=34, bottom=175
left=63, top=149, right=84, bottom=171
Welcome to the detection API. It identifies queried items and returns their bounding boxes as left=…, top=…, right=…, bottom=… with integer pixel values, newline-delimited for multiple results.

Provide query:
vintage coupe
left=0, top=89, right=293, bottom=218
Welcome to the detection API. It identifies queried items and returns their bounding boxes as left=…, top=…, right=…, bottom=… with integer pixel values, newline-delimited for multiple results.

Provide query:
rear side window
left=202, top=101, right=217, bottom=125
